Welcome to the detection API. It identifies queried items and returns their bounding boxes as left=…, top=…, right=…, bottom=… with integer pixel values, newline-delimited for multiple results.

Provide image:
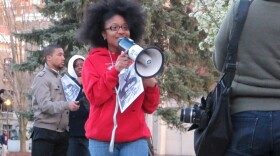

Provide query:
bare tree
left=0, top=0, right=48, bottom=152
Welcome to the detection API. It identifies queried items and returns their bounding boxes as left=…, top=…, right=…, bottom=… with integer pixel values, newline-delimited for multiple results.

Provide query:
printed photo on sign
left=61, top=74, right=81, bottom=101
left=118, top=64, right=144, bottom=113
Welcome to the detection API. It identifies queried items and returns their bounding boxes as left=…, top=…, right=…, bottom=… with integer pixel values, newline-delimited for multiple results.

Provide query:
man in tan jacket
left=31, top=44, right=80, bottom=156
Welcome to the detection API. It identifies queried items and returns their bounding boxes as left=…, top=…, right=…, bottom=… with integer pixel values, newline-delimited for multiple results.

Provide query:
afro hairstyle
left=77, top=0, right=146, bottom=48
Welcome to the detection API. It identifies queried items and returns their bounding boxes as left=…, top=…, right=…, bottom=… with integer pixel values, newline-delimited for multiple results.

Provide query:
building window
left=4, top=58, right=12, bottom=65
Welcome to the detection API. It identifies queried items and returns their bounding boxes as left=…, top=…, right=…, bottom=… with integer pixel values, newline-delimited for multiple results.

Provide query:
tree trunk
left=19, top=115, right=28, bottom=152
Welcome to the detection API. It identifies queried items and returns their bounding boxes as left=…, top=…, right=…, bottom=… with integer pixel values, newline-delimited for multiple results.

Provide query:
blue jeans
left=225, top=111, right=280, bottom=156
left=89, top=139, right=148, bottom=156
left=67, top=137, right=90, bottom=156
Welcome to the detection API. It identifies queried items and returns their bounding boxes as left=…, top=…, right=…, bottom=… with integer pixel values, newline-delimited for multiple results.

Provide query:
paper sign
left=61, top=74, right=81, bottom=101
left=117, top=64, right=144, bottom=113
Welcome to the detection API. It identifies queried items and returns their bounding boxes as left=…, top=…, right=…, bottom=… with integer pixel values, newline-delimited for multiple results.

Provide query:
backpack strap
left=223, top=0, right=254, bottom=87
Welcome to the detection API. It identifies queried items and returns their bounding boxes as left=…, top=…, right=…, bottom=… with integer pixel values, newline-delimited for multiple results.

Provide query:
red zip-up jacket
left=82, top=47, right=160, bottom=142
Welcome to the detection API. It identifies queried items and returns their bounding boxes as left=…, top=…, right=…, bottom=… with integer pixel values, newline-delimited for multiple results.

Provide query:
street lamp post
left=4, top=99, right=11, bottom=137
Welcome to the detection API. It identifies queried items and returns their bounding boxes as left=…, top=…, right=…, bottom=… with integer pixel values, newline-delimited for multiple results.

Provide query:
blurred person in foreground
left=67, top=55, right=90, bottom=156
left=77, top=0, right=160, bottom=155
left=214, top=0, right=280, bottom=155
left=31, top=44, right=80, bottom=156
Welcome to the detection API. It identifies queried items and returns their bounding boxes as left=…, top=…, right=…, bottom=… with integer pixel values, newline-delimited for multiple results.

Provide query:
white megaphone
left=118, top=37, right=164, bottom=78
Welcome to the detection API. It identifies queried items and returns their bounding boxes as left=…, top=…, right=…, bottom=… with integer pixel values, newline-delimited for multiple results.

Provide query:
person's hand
left=115, top=51, right=131, bottom=72
left=142, top=77, right=157, bottom=87
left=68, top=101, right=80, bottom=111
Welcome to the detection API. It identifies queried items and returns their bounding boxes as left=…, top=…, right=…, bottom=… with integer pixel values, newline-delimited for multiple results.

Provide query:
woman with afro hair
left=77, top=0, right=160, bottom=155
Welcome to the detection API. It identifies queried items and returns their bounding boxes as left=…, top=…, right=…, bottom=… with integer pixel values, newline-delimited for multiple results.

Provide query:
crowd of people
left=27, top=0, right=280, bottom=156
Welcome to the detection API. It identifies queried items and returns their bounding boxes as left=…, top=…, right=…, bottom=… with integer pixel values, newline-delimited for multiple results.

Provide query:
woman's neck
left=108, top=46, right=121, bottom=54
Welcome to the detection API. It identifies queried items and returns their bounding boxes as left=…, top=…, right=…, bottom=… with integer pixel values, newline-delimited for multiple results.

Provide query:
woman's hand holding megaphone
left=142, top=77, right=157, bottom=88
left=115, top=51, right=131, bottom=72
